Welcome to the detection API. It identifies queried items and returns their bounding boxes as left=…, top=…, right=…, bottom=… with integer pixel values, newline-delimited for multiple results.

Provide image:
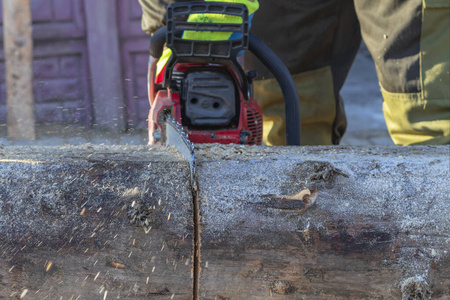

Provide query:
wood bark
left=0, top=145, right=449, bottom=300
left=2, top=0, right=36, bottom=140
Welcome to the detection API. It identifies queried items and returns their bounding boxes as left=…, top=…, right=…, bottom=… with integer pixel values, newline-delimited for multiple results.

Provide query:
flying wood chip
left=110, top=261, right=125, bottom=269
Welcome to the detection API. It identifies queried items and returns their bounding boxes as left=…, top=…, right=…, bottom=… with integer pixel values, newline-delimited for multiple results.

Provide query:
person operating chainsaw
left=139, top=0, right=450, bottom=146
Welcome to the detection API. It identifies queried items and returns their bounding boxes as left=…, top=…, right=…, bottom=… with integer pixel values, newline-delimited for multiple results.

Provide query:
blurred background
left=0, top=0, right=392, bottom=146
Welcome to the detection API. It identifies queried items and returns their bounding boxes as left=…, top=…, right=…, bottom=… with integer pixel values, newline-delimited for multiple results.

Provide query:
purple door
left=0, top=0, right=150, bottom=130
left=0, top=0, right=92, bottom=126
left=118, top=0, right=151, bottom=129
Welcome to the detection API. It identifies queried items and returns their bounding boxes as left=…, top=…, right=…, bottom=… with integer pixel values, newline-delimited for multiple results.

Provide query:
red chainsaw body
left=148, top=60, right=263, bottom=145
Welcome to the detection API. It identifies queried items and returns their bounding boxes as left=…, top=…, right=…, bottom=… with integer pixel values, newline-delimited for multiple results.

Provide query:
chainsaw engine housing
left=182, top=67, right=237, bottom=127
left=147, top=2, right=263, bottom=146
left=148, top=62, right=263, bottom=145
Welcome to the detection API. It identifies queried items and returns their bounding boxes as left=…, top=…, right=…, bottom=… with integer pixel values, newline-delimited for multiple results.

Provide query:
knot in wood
left=401, top=277, right=431, bottom=300
left=271, top=280, right=296, bottom=295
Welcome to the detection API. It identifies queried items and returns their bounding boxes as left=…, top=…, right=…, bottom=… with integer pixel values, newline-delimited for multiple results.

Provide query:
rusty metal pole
left=2, top=0, right=36, bottom=140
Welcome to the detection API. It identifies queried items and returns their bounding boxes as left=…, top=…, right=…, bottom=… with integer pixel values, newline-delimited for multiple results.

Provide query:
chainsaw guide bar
left=165, top=115, right=197, bottom=192
left=164, top=115, right=201, bottom=298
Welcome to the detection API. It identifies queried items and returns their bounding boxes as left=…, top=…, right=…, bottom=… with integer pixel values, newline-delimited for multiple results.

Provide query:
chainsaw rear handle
left=149, top=27, right=301, bottom=146
left=149, top=26, right=167, bottom=59
left=247, top=34, right=301, bottom=146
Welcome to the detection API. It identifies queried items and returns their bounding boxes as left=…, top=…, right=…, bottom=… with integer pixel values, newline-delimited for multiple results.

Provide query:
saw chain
left=164, top=115, right=197, bottom=192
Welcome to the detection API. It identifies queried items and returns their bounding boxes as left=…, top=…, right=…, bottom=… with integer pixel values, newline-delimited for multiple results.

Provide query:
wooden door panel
left=0, top=0, right=85, bottom=39
left=33, top=41, right=91, bottom=125
left=118, top=0, right=150, bottom=129
left=0, top=43, right=91, bottom=125
left=30, top=0, right=53, bottom=22
left=121, top=39, right=150, bottom=129
left=0, top=0, right=92, bottom=126
left=118, top=0, right=146, bottom=38
left=1, top=0, right=152, bottom=130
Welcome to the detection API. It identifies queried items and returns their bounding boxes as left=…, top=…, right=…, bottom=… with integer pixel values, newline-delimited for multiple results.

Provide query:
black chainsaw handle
left=149, top=28, right=301, bottom=146
left=248, top=34, right=301, bottom=146
left=150, top=26, right=167, bottom=59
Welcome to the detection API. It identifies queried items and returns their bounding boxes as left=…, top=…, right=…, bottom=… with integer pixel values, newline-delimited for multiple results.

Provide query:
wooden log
left=0, top=145, right=449, bottom=299
left=195, top=145, right=449, bottom=300
left=0, top=145, right=194, bottom=299
left=2, top=0, right=36, bottom=140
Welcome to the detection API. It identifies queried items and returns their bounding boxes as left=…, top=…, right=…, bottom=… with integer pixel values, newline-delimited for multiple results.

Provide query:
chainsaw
left=147, top=2, right=301, bottom=150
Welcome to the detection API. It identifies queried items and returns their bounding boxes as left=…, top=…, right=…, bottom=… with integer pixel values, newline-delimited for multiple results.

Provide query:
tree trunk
left=0, top=145, right=448, bottom=299
left=2, top=0, right=35, bottom=140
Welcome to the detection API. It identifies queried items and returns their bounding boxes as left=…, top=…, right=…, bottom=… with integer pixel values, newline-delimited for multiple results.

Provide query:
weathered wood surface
left=0, top=145, right=449, bottom=300
left=2, top=0, right=35, bottom=140
left=0, top=145, right=194, bottom=299
left=195, top=145, right=449, bottom=300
